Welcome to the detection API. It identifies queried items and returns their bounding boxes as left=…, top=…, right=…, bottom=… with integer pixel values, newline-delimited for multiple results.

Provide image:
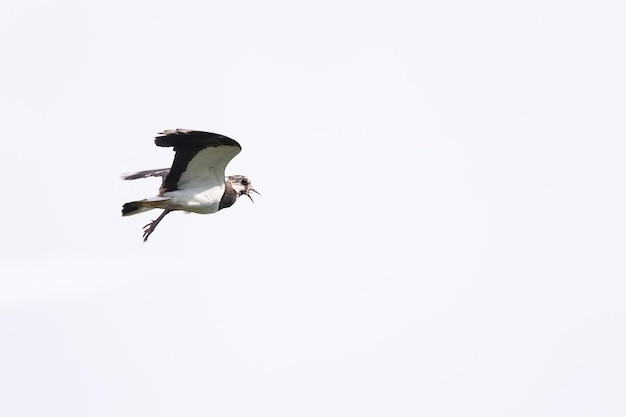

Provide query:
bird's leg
left=142, top=208, right=173, bottom=242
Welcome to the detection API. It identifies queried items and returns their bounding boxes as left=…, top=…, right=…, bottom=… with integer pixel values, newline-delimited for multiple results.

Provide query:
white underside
left=162, top=184, right=225, bottom=214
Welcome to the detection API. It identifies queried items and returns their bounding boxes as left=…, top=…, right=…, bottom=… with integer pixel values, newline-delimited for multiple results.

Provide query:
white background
left=1, top=1, right=625, bottom=416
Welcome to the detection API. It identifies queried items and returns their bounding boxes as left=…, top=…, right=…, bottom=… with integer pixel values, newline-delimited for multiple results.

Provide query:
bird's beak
left=245, top=188, right=260, bottom=203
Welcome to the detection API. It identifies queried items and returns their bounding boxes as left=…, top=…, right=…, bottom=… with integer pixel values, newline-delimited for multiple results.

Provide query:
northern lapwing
left=122, top=129, right=259, bottom=242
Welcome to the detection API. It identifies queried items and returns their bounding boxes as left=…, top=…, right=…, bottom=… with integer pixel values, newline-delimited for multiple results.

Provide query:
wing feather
left=154, top=130, right=241, bottom=193
left=121, top=168, right=171, bottom=181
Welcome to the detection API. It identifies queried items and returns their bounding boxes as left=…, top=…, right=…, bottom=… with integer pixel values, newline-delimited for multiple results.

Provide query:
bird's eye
left=241, top=178, right=248, bottom=185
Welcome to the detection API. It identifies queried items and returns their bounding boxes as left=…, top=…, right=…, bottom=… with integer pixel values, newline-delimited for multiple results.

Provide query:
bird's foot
left=139, top=208, right=173, bottom=242
left=142, top=220, right=158, bottom=242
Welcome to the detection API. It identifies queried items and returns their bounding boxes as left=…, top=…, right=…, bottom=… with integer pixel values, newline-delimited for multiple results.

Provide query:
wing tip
left=121, top=169, right=170, bottom=181
left=154, top=129, right=241, bottom=149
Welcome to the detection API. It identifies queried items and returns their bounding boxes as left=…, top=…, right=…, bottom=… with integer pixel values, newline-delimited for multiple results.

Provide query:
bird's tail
left=122, top=198, right=171, bottom=216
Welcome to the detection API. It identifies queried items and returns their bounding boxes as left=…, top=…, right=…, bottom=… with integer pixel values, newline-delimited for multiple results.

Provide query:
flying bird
left=121, top=129, right=259, bottom=242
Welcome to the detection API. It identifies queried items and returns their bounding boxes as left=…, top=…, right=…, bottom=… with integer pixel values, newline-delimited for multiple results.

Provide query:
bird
left=121, top=129, right=259, bottom=242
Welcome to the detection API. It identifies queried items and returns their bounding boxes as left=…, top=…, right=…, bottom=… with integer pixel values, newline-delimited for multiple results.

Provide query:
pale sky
left=1, top=1, right=625, bottom=416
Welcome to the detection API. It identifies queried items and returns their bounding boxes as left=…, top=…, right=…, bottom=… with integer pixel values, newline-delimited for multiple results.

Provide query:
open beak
left=245, top=188, right=261, bottom=203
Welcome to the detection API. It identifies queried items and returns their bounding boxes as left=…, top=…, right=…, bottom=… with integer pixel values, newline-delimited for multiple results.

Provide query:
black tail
left=122, top=201, right=147, bottom=216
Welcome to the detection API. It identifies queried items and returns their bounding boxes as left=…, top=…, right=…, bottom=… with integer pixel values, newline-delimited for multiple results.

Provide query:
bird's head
left=227, top=175, right=260, bottom=202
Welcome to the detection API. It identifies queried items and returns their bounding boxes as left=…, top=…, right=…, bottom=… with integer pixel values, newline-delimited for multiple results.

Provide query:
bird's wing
left=155, top=129, right=242, bottom=193
left=121, top=168, right=171, bottom=181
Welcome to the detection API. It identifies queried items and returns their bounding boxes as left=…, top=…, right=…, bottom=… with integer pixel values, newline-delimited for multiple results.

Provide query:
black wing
left=155, top=129, right=242, bottom=193
left=121, top=168, right=171, bottom=181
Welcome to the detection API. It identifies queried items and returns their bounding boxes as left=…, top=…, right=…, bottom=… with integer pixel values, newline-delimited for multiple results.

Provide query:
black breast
left=219, top=182, right=238, bottom=210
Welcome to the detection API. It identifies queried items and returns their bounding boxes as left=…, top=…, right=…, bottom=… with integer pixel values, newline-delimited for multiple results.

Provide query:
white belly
left=164, top=185, right=224, bottom=214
